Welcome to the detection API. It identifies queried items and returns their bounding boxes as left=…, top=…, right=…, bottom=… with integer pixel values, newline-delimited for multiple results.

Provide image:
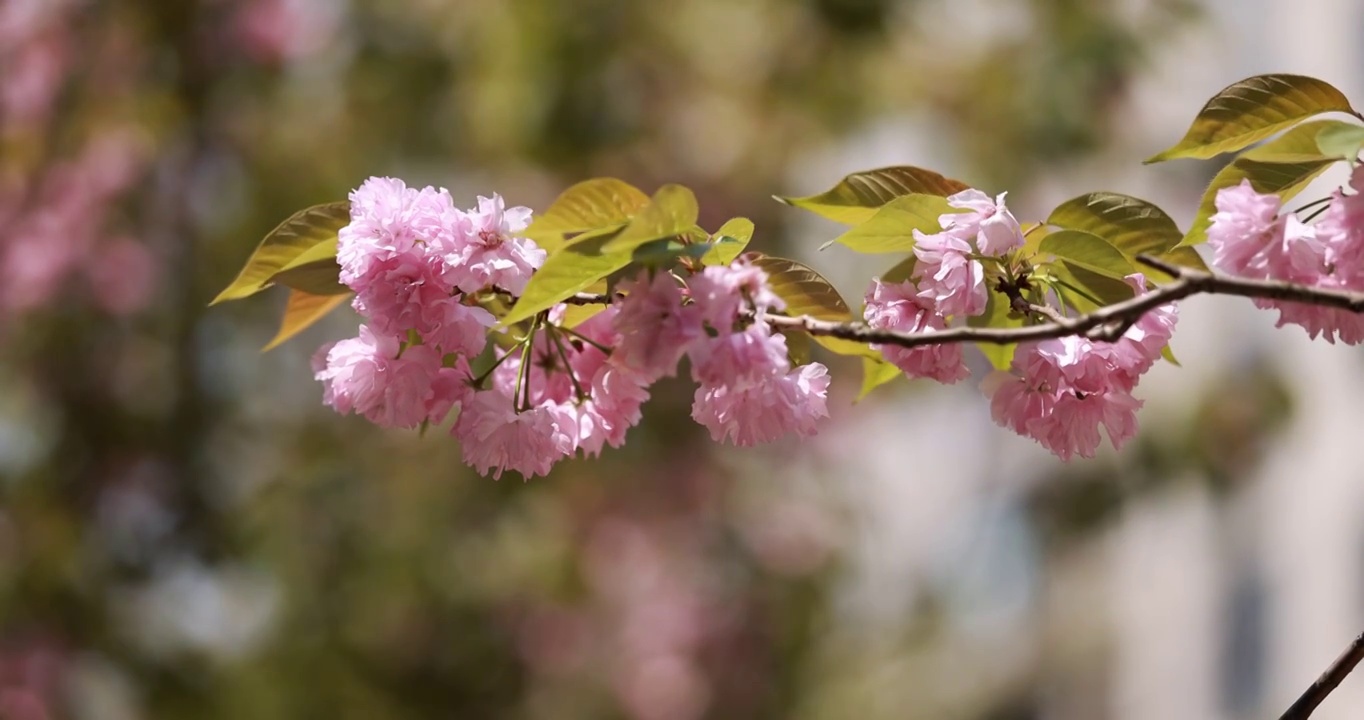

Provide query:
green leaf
left=1146, top=74, right=1357, bottom=163
left=1179, top=120, right=1346, bottom=246
left=823, top=194, right=957, bottom=253
left=1051, top=262, right=1135, bottom=313
left=501, top=230, right=634, bottom=327
left=1039, top=230, right=1137, bottom=280
left=1044, top=193, right=1206, bottom=281
left=967, top=289, right=1020, bottom=370
left=1161, top=344, right=1181, bottom=367
left=1317, top=123, right=1364, bottom=161
left=776, top=166, right=970, bottom=224
left=521, top=178, right=651, bottom=252
left=702, top=218, right=754, bottom=265
left=601, top=184, right=699, bottom=253
left=1047, top=193, right=1182, bottom=258
left=751, top=254, right=877, bottom=359
left=262, top=290, right=352, bottom=351
left=212, top=201, right=350, bottom=305
left=857, top=357, right=902, bottom=401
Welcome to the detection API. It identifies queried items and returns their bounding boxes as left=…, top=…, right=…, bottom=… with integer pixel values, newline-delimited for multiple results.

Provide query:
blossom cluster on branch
left=216, top=72, right=1364, bottom=481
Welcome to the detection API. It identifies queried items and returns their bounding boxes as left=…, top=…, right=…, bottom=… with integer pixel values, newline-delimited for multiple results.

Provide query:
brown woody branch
left=1279, top=631, right=1364, bottom=720
left=560, top=255, right=1364, bottom=350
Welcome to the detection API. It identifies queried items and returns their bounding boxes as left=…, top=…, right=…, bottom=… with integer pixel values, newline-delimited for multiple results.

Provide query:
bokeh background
left=3, top=0, right=1364, bottom=718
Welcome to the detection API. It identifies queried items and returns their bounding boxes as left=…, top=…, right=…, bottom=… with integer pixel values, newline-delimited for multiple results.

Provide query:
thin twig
left=1280, top=631, right=1364, bottom=720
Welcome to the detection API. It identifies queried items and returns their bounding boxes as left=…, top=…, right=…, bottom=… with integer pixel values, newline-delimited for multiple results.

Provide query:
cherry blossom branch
left=1279, top=630, right=1364, bottom=719
left=558, top=255, right=1364, bottom=350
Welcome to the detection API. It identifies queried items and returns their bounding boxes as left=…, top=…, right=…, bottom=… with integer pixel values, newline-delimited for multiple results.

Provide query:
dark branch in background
left=559, top=255, right=1364, bottom=350
left=1279, top=630, right=1364, bottom=720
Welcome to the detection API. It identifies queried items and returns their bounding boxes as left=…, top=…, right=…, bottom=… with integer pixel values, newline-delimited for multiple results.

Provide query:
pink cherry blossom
left=862, top=278, right=968, bottom=383
left=912, top=230, right=987, bottom=317
left=687, top=259, right=784, bottom=329
left=575, top=364, right=651, bottom=456
left=444, top=194, right=545, bottom=295
left=452, top=389, right=579, bottom=480
left=939, top=189, right=1024, bottom=256
left=611, top=271, right=703, bottom=381
left=691, top=363, right=830, bottom=446
left=349, top=248, right=497, bottom=357
left=1207, top=181, right=1325, bottom=282
left=687, top=322, right=790, bottom=386
left=338, top=177, right=451, bottom=289
left=312, top=325, right=457, bottom=429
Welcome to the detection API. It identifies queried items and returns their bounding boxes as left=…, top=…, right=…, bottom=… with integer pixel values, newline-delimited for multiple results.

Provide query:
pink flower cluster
left=863, top=189, right=1025, bottom=382
left=861, top=187, right=1181, bottom=460
left=1207, top=174, right=1364, bottom=343
left=985, top=275, right=1176, bottom=460
left=315, top=177, right=832, bottom=479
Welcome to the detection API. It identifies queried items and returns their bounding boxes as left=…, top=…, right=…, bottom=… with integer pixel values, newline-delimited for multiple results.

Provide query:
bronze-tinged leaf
left=776, top=166, right=971, bottom=224
left=751, top=254, right=877, bottom=358
left=1146, top=74, right=1357, bottom=163
left=213, top=201, right=350, bottom=305
left=262, top=290, right=353, bottom=351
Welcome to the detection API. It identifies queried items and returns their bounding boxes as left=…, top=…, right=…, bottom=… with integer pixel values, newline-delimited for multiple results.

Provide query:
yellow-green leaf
left=212, top=201, right=350, bottom=305
left=824, top=194, right=958, bottom=253
left=521, top=178, right=651, bottom=253
left=262, top=290, right=353, bottom=351
left=776, top=166, right=971, bottom=225
left=501, top=230, right=633, bottom=327
left=601, top=184, right=699, bottom=253
left=1317, top=122, right=1364, bottom=161
left=1146, top=74, right=1357, bottom=163
left=1039, top=230, right=1136, bottom=280
left=751, top=254, right=876, bottom=358
left=1178, top=120, right=1347, bottom=246
left=268, top=236, right=347, bottom=295
left=857, top=356, right=902, bottom=401
left=702, top=218, right=755, bottom=265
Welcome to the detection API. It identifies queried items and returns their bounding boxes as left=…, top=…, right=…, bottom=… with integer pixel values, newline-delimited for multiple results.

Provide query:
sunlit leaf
left=212, top=201, right=350, bottom=304
left=823, top=194, right=958, bottom=253
left=1179, top=120, right=1346, bottom=246
left=559, top=280, right=610, bottom=329
left=521, top=178, right=651, bottom=252
left=501, top=230, right=634, bottom=327
left=601, top=184, right=699, bottom=253
left=776, top=166, right=970, bottom=224
left=751, top=254, right=877, bottom=358
left=262, top=290, right=352, bottom=351
left=1317, top=122, right=1364, bottom=162
left=702, top=218, right=755, bottom=265
left=857, top=356, right=902, bottom=401
left=1039, top=230, right=1136, bottom=280
left=1146, top=74, right=1357, bottom=163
